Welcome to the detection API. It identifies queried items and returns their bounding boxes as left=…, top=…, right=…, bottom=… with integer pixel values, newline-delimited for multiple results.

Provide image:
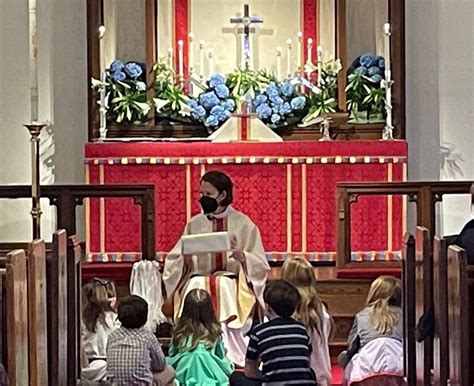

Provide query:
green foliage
left=106, top=78, right=150, bottom=124
left=227, top=69, right=275, bottom=100
left=302, top=59, right=341, bottom=124
left=346, top=72, right=386, bottom=121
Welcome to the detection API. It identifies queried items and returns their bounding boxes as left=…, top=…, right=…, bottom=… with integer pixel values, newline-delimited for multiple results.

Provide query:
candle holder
left=382, top=70, right=394, bottom=140
left=318, top=118, right=332, bottom=141
left=98, top=71, right=108, bottom=141
left=24, top=122, right=47, bottom=239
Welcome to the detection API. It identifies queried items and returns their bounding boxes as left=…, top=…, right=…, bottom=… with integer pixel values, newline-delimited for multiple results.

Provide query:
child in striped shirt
left=230, top=280, right=317, bottom=386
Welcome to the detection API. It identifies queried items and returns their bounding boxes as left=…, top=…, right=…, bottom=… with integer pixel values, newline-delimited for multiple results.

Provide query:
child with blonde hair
left=281, top=257, right=333, bottom=386
left=339, top=275, right=404, bottom=385
left=81, top=278, right=119, bottom=382
left=167, top=289, right=234, bottom=386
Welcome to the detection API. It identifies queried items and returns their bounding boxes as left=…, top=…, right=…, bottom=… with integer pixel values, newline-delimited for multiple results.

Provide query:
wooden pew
left=414, top=227, right=432, bottom=385
left=67, top=235, right=82, bottom=386
left=401, top=233, right=416, bottom=386
left=27, top=240, right=49, bottom=386
left=432, top=236, right=448, bottom=385
left=447, top=245, right=470, bottom=386
left=47, top=230, right=68, bottom=386
left=336, top=181, right=474, bottom=267
left=0, top=250, right=29, bottom=385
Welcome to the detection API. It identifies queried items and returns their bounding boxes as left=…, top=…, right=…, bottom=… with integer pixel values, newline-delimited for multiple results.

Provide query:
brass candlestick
left=24, top=122, right=46, bottom=239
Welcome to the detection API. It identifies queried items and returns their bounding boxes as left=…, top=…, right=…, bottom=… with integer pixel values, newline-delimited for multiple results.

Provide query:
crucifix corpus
left=230, top=4, right=263, bottom=70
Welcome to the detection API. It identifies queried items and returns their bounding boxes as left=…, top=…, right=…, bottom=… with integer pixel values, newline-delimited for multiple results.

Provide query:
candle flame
left=276, top=46, right=282, bottom=53
left=199, top=40, right=205, bottom=48
left=188, top=32, right=194, bottom=40
left=317, top=45, right=323, bottom=53
left=297, top=31, right=303, bottom=39
left=307, top=38, right=313, bottom=45
left=178, top=40, right=183, bottom=47
left=287, top=38, right=292, bottom=46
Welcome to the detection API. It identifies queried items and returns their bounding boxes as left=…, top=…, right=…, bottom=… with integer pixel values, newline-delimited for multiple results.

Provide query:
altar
left=84, top=140, right=407, bottom=264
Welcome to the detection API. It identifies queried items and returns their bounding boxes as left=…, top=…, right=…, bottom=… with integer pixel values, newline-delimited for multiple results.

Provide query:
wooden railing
left=0, top=184, right=156, bottom=260
left=336, top=181, right=474, bottom=267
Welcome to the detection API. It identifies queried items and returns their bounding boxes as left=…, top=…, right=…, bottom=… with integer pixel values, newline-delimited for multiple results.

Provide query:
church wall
left=0, top=0, right=87, bottom=241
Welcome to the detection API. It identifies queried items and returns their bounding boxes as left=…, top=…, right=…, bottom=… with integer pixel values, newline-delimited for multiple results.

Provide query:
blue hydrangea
left=369, top=74, right=383, bottom=83
left=204, top=114, right=219, bottom=127
left=209, top=74, right=226, bottom=88
left=280, top=82, right=294, bottom=97
left=223, top=99, right=235, bottom=111
left=269, top=94, right=284, bottom=106
left=253, top=94, right=268, bottom=107
left=215, top=84, right=230, bottom=99
left=125, top=62, right=143, bottom=78
left=210, top=105, right=230, bottom=122
left=191, top=106, right=206, bottom=120
left=355, top=66, right=368, bottom=75
left=267, top=82, right=280, bottom=98
left=112, top=71, right=126, bottom=81
left=359, top=54, right=376, bottom=68
left=271, top=113, right=281, bottom=124
left=290, top=96, right=306, bottom=111
left=256, top=103, right=272, bottom=120
left=279, top=102, right=291, bottom=116
left=368, top=66, right=381, bottom=76
left=188, top=100, right=199, bottom=109
left=110, top=60, right=124, bottom=73
left=199, top=92, right=220, bottom=110
left=376, top=56, right=385, bottom=69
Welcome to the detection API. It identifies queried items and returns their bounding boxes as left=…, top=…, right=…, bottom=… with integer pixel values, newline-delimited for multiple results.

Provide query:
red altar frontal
left=84, top=140, right=407, bottom=264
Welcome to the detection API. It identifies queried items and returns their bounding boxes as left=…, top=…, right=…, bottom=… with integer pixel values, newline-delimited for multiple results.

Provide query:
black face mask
left=199, top=196, right=219, bottom=214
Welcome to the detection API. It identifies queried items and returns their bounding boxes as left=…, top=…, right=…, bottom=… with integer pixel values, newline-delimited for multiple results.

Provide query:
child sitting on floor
left=107, top=295, right=175, bottom=386
left=338, top=275, right=404, bottom=385
left=166, top=289, right=234, bottom=386
left=81, top=278, right=119, bottom=382
left=230, top=279, right=317, bottom=386
left=281, top=257, right=333, bottom=386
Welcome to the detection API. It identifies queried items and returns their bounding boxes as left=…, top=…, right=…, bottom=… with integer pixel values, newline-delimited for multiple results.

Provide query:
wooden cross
left=230, top=4, right=263, bottom=70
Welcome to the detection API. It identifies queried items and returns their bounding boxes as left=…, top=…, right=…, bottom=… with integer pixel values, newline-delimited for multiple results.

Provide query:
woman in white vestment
left=81, top=278, right=120, bottom=382
left=163, top=170, right=270, bottom=367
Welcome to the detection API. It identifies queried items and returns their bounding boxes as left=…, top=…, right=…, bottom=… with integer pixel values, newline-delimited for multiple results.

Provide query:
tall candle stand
left=24, top=122, right=46, bottom=239
left=98, top=25, right=107, bottom=140
left=382, top=73, right=394, bottom=140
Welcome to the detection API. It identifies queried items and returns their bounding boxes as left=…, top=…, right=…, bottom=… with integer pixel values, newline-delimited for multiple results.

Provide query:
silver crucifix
left=230, top=4, right=263, bottom=70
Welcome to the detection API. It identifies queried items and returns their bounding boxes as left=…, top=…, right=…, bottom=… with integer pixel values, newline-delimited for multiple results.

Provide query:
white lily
left=153, top=98, right=171, bottom=113
left=134, top=101, right=151, bottom=115
left=178, top=100, right=192, bottom=117
left=91, top=77, right=104, bottom=89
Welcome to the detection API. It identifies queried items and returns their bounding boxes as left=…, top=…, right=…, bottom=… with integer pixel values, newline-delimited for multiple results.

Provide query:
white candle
left=168, top=47, right=174, bottom=71
left=286, top=39, right=292, bottom=77
left=208, top=49, right=214, bottom=76
left=297, top=31, right=303, bottom=73
left=199, top=40, right=205, bottom=80
left=384, top=22, right=391, bottom=71
left=307, top=38, right=313, bottom=65
left=29, top=0, right=39, bottom=122
left=188, top=32, right=194, bottom=76
left=178, top=40, right=184, bottom=80
left=317, top=45, right=323, bottom=86
left=276, top=47, right=282, bottom=81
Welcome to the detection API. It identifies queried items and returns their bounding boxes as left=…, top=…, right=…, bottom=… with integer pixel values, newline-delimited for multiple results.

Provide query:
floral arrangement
left=302, top=58, right=342, bottom=125
left=253, top=82, right=307, bottom=127
left=187, top=74, right=237, bottom=131
left=152, top=59, right=190, bottom=123
left=346, top=54, right=386, bottom=122
left=101, top=60, right=151, bottom=124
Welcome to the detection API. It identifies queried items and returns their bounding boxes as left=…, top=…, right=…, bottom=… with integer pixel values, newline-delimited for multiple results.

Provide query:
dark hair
left=264, top=280, right=301, bottom=318
left=172, top=289, right=222, bottom=350
left=201, top=171, right=233, bottom=206
left=117, top=295, right=148, bottom=329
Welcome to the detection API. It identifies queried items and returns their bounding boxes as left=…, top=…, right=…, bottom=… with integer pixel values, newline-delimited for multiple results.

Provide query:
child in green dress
left=167, top=288, right=234, bottom=386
